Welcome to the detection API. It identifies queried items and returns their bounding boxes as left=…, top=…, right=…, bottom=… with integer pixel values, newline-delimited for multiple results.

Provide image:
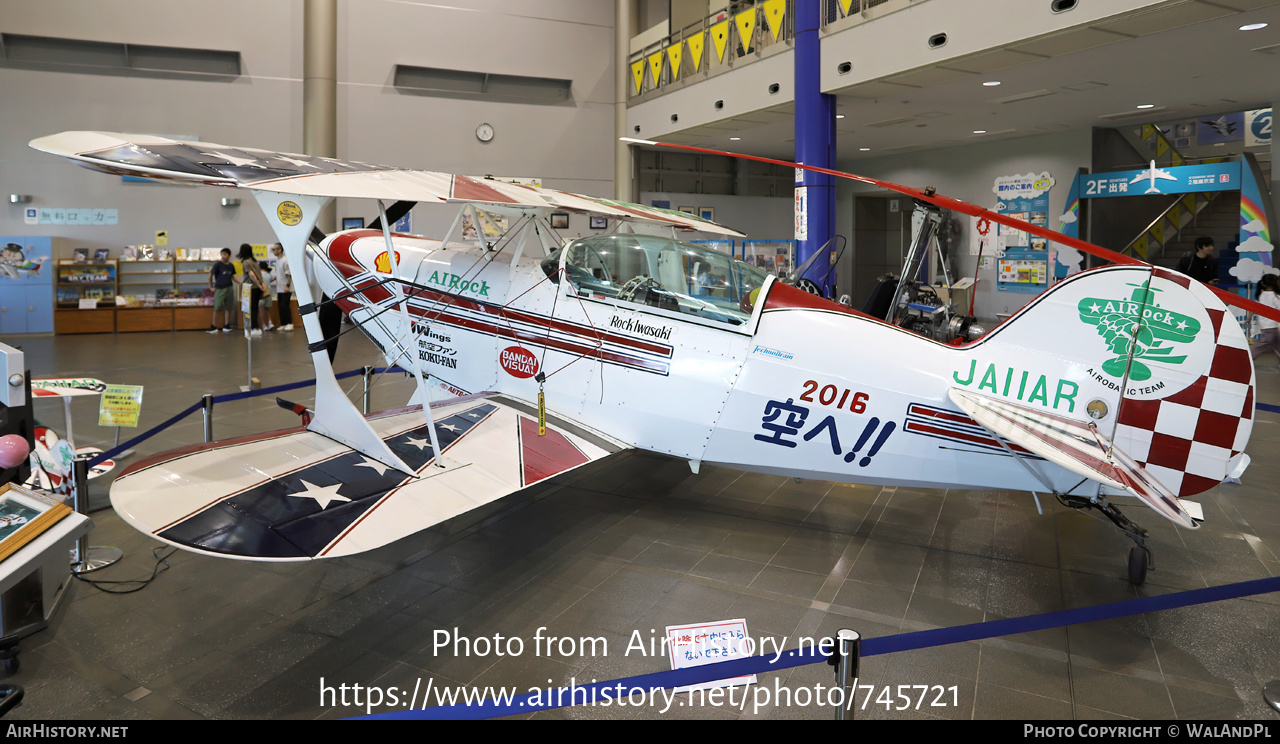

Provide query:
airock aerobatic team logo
left=1077, top=282, right=1201, bottom=382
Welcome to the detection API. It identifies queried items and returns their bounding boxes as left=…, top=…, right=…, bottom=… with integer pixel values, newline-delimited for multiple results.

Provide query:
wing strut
left=251, top=190, right=414, bottom=476
left=376, top=199, right=446, bottom=468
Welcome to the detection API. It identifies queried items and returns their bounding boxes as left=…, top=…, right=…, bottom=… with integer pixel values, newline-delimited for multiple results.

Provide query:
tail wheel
left=1128, top=546, right=1149, bottom=586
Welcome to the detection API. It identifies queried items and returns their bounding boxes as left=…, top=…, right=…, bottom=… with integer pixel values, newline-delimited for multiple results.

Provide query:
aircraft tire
left=1127, top=546, right=1148, bottom=586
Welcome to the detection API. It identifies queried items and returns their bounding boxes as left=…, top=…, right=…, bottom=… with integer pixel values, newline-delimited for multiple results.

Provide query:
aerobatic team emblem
left=500, top=346, right=539, bottom=379
left=276, top=201, right=303, bottom=226
left=1077, top=282, right=1200, bottom=382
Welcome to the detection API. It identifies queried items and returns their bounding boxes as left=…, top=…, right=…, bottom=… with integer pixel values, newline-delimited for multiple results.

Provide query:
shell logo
left=500, top=346, right=539, bottom=379
left=373, top=250, right=402, bottom=274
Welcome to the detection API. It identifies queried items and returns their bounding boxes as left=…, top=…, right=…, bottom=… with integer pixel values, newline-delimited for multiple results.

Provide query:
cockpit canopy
left=542, top=234, right=770, bottom=326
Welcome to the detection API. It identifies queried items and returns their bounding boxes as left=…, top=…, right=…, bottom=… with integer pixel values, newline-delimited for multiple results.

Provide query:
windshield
left=543, top=234, right=769, bottom=326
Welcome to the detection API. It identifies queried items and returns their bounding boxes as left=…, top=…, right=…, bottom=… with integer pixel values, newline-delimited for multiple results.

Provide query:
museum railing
left=626, top=0, right=905, bottom=104
left=627, top=1, right=796, bottom=103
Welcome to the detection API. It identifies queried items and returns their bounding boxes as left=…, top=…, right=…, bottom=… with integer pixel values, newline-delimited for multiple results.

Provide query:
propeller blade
left=367, top=201, right=417, bottom=232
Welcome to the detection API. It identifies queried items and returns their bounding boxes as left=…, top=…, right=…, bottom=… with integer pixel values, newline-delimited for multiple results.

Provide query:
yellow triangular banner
left=838, top=0, right=856, bottom=15
left=1172, top=151, right=1185, bottom=167
left=667, top=43, right=683, bottom=79
left=710, top=20, right=730, bottom=63
left=686, top=31, right=705, bottom=72
left=1151, top=220, right=1164, bottom=244
left=648, top=50, right=664, bottom=86
left=735, top=8, right=757, bottom=53
left=631, top=59, right=646, bottom=93
left=1142, top=124, right=1156, bottom=141
left=1182, top=194, right=1197, bottom=212
left=1134, top=235, right=1148, bottom=259
left=1156, top=137, right=1170, bottom=158
left=763, top=0, right=786, bottom=41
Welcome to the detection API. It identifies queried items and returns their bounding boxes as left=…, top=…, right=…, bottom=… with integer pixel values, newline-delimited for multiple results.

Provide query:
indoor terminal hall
left=2, top=0, right=1280, bottom=723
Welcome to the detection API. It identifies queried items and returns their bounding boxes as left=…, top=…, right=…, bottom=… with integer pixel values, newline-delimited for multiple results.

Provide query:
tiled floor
left=1, top=328, right=1279, bottom=720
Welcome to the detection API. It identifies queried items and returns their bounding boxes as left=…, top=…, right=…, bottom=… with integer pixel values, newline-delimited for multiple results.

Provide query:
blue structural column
left=794, top=0, right=836, bottom=295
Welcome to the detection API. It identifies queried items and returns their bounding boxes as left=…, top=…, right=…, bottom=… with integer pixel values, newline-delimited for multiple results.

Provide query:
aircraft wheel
left=1127, top=547, right=1147, bottom=586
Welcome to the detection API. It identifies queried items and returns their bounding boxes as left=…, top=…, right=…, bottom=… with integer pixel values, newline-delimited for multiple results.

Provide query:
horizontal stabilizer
left=110, top=394, right=627, bottom=560
left=949, top=388, right=1197, bottom=529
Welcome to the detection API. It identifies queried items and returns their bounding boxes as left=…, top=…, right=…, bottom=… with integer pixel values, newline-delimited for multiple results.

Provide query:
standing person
left=237, top=244, right=269, bottom=336
left=1253, top=273, right=1280, bottom=365
left=271, top=243, right=295, bottom=331
left=208, top=247, right=236, bottom=333
left=258, top=263, right=275, bottom=331
left=1176, top=236, right=1218, bottom=285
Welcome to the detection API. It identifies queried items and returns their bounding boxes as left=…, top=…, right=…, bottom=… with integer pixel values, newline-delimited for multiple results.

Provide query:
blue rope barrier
left=86, top=400, right=204, bottom=468
left=82, top=366, right=407, bottom=467
left=1259, top=402, right=1280, bottom=415
left=363, top=573, right=1280, bottom=719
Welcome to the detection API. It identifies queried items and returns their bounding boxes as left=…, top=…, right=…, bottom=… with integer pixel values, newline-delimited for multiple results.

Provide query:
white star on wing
left=277, top=155, right=317, bottom=169
left=353, top=456, right=393, bottom=477
left=215, top=151, right=263, bottom=168
left=404, top=436, right=431, bottom=451
left=440, top=423, right=461, bottom=433
left=289, top=480, right=350, bottom=510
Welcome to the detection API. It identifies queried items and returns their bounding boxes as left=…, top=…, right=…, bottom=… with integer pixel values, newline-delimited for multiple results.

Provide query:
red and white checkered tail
left=1107, top=267, right=1255, bottom=498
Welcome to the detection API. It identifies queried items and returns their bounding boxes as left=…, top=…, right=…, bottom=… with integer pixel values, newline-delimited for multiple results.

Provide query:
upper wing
left=110, top=394, right=628, bottom=560
left=29, top=131, right=743, bottom=237
left=948, top=388, right=1198, bottom=529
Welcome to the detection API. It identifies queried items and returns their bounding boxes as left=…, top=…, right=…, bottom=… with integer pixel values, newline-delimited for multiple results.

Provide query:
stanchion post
left=833, top=629, right=860, bottom=721
left=1265, top=680, right=1280, bottom=714
left=71, top=455, right=89, bottom=567
left=202, top=394, right=214, bottom=443
left=362, top=366, right=374, bottom=415
left=70, top=456, right=122, bottom=574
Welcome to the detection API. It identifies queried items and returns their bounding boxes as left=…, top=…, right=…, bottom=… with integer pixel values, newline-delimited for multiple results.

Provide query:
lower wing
left=110, top=394, right=626, bottom=560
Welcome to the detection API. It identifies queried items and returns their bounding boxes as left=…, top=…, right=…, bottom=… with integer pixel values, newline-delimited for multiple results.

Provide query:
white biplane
left=30, top=131, right=1268, bottom=585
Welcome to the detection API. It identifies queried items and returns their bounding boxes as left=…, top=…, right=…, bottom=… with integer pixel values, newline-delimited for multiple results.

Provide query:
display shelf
left=116, top=258, right=214, bottom=308
left=55, top=260, right=116, bottom=308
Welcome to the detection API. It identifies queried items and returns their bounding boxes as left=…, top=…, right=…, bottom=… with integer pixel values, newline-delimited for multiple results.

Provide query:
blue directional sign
left=1079, top=162, right=1240, bottom=199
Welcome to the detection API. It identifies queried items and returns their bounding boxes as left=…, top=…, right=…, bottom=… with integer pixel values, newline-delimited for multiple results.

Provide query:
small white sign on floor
left=665, top=618, right=756, bottom=693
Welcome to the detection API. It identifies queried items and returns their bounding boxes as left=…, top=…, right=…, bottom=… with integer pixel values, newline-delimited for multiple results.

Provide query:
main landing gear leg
left=1060, top=494, right=1152, bottom=586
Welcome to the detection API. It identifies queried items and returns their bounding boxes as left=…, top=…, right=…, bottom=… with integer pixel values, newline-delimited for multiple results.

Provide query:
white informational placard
left=665, top=618, right=757, bottom=693
left=794, top=187, right=808, bottom=241
left=78, top=298, right=97, bottom=309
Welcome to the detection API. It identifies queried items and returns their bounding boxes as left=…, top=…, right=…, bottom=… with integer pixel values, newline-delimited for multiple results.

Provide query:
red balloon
left=0, top=435, right=30, bottom=469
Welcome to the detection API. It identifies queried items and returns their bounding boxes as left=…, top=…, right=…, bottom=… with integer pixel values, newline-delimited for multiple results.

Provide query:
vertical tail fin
left=968, top=265, right=1254, bottom=499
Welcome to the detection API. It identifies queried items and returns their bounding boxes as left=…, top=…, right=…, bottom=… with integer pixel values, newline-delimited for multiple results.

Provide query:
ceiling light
left=836, top=114, right=846, bottom=119
left=730, top=137, right=741, bottom=140
left=859, top=147, right=870, bottom=151
left=1241, top=22, right=1268, bottom=31
left=983, top=81, right=1001, bottom=87
left=1136, top=104, right=1155, bottom=109
left=973, top=130, right=987, bottom=134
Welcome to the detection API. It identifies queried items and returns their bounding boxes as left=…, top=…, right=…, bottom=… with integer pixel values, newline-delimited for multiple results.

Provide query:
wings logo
left=1077, top=283, right=1200, bottom=381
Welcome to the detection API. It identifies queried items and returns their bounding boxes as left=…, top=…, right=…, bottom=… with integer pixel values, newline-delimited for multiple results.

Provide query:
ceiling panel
left=1096, top=1, right=1234, bottom=36
left=883, top=65, right=973, bottom=88
left=1007, top=26, right=1134, bottom=57
left=939, top=48, right=1048, bottom=74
